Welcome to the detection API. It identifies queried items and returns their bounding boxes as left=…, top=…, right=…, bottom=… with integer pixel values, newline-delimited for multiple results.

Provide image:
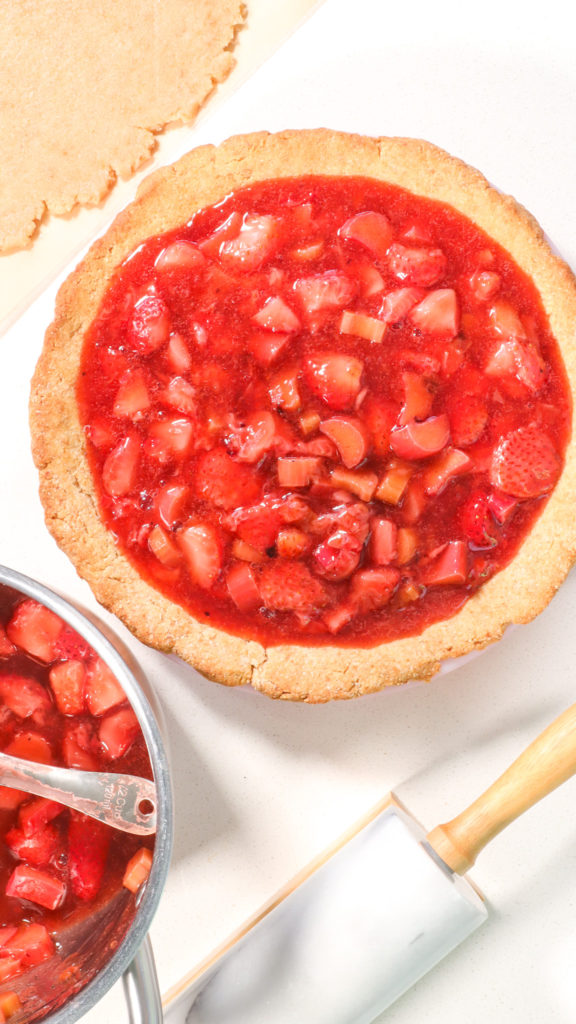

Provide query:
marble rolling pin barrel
left=180, top=703, right=576, bottom=1023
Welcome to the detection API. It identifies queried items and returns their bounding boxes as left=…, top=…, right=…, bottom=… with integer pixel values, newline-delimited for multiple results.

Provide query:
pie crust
left=30, top=130, right=576, bottom=701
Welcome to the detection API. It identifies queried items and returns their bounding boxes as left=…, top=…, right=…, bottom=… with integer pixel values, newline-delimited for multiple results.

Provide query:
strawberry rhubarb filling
left=0, top=588, right=153, bottom=1002
left=78, top=176, right=571, bottom=645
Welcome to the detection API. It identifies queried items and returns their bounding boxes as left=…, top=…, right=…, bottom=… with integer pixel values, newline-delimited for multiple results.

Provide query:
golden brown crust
left=30, top=129, right=576, bottom=701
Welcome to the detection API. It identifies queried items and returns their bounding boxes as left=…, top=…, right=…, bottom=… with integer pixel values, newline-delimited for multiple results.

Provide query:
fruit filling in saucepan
left=0, top=588, right=154, bottom=1012
left=78, top=176, right=571, bottom=646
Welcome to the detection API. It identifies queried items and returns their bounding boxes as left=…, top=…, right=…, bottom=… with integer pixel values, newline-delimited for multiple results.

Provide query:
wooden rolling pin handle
left=426, top=702, right=576, bottom=875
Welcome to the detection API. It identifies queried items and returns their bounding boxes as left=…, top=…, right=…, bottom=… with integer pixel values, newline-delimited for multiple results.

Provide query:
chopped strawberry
left=277, top=457, right=322, bottom=488
left=487, top=490, right=518, bottom=524
left=0, top=675, right=52, bottom=720
left=49, top=659, right=86, bottom=716
left=178, top=522, right=222, bottom=587
left=293, top=271, right=356, bottom=328
left=62, top=722, right=98, bottom=771
left=0, top=625, right=16, bottom=659
left=460, top=490, right=498, bottom=548
left=390, top=414, right=450, bottom=460
left=155, top=481, right=190, bottom=530
left=226, top=563, right=261, bottom=613
left=85, top=656, right=125, bottom=716
left=362, top=396, right=398, bottom=457
left=68, top=812, right=110, bottom=900
left=349, top=261, right=385, bottom=297
left=379, top=287, right=425, bottom=324
left=490, top=424, right=561, bottom=498
left=410, top=289, right=459, bottom=337
left=485, top=338, right=545, bottom=392
left=113, top=369, right=150, bottom=419
left=99, top=707, right=140, bottom=759
left=252, top=296, right=300, bottom=332
left=350, top=567, right=400, bottom=612
left=468, top=269, right=500, bottom=302
left=154, top=240, right=205, bottom=272
left=145, top=416, right=194, bottom=463
left=2, top=922, right=54, bottom=969
left=248, top=331, right=291, bottom=366
left=323, top=603, right=355, bottom=634
left=195, top=447, right=262, bottom=510
left=129, top=294, right=170, bottom=354
left=400, top=478, right=427, bottom=525
left=6, top=864, right=66, bottom=911
left=225, top=411, right=293, bottom=463
left=313, top=530, right=362, bottom=581
left=122, top=847, right=153, bottom=894
left=160, top=376, right=197, bottom=416
left=488, top=298, right=526, bottom=340
left=276, top=528, right=311, bottom=559
left=423, top=448, right=473, bottom=496
left=166, top=332, right=193, bottom=373
left=218, top=214, right=280, bottom=271
left=198, top=211, right=242, bottom=257
left=226, top=498, right=286, bottom=552
left=53, top=625, right=92, bottom=662
left=102, top=434, right=140, bottom=496
left=269, top=365, right=301, bottom=412
left=397, top=526, right=419, bottom=565
left=148, top=524, right=182, bottom=567
left=448, top=394, right=489, bottom=446
left=370, top=518, right=398, bottom=565
left=304, top=353, right=364, bottom=410
left=387, top=244, right=447, bottom=287
left=231, top=538, right=267, bottom=564
left=6, top=599, right=63, bottom=663
left=319, top=416, right=368, bottom=468
left=339, top=210, right=393, bottom=261
left=5, top=824, right=60, bottom=867
left=5, top=732, right=53, bottom=764
left=259, top=561, right=328, bottom=613
left=421, top=540, right=469, bottom=586
left=18, top=797, right=63, bottom=837
left=339, top=310, right=386, bottom=343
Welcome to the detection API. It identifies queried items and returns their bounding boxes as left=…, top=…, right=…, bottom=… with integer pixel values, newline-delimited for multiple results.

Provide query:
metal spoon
left=0, top=751, right=157, bottom=835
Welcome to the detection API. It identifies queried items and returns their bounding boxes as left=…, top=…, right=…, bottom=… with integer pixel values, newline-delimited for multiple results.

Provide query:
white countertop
left=1, top=0, right=576, bottom=1021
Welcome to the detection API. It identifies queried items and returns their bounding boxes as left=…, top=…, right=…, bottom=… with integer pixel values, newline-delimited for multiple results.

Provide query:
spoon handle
left=0, top=754, right=157, bottom=835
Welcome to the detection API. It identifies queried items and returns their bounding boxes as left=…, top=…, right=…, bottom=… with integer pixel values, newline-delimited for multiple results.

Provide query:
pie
left=30, top=130, right=576, bottom=701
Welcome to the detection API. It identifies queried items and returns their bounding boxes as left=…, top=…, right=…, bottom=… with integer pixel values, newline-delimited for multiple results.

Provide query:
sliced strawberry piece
left=339, top=310, right=386, bottom=344
left=423, top=448, right=473, bottom=496
left=323, top=603, right=355, bottom=634
left=49, top=659, right=85, bottom=716
left=370, top=518, right=398, bottom=565
left=129, top=294, right=170, bottom=354
left=113, top=369, right=150, bottom=419
left=178, top=522, right=222, bottom=587
left=468, top=269, right=500, bottom=302
left=198, top=211, right=242, bottom=257
left=102, top=434, right=140, bottom=497
left=0, top=675, right=52, bottom=720
left=154, top=240, right=205, bottom=272
left=319, top=416, right=368, bottom=468
left=155, top=481, right=190, bottom=530
left=448, top=393, right=489, bottom=446
left=490, top=424, right=561, bottom=498
left=122, top=847, right=153, bottom=894
left=269, top=365, right=301, bottom=413
left=86, top=415, right=118, bottom=450
left=225, top=411, right=293, bottom=463
left=5, top=732, right=53, bottom=764
left=68, top=812, right=110, bottom=900
left=166, top=332, right=192, bottom=373
left=363, top=396, right=398, bottom=457
left=195, top=447, right=262, bottom=510
left=85, top=656, right=126, bottom=716
left=313, top=530, right=363, bottom=581
left=350, top=567, right=400, bottom=612
left=148, top=524, right=182, bottom=567
left=226, top=563, right=261, bottom=613
left=487, top=490, right=518, bottom=524
left=276, top=528, right=311, bottom=559
left=293, top=271, right=356, bottom=329
left=410, top=289, right=459, bottom=337
left=145, top=416, right=194, bottom=463
left=6, top=864, right=66, bottom=911
left=5, top=824, right=60, bottom=867
left=18, top=797, right=63, bottom=837
left=99, top=707, right=140, bottom=759
left=252, top=296, right=300, bottom=332
left=0, top=624, right=16, bottom=659
left=231, top=538, right=268, bottom=564
left=390, top=414, right=450, bottom=460
left=488, top=299, right=526, bottom=340
left=2, top=922, right=55, bottom=968
left=349, top=261, right=385, bottom=297
left=53, top=625, right=92, bottom=662
left=6, top=599, right=63, bottom=663
left=485, top=338, right=545, bottom=392
left=277, top=457, right=322, bottom=488
left=387, top=244, right=447, bottom=287
left=160, top=376, right=197, bottom=416
left=304, top=353, right=364, bottom=411
left=397, top=526, right=419, bottom=565
left=218, top=213, right=280, bottom=271
left=62, top=722, right=98, bottom=771
left=421, top=540, right=469, bottom=586
left=398, top=371, right=434, bottom=425
left=460, top=490, right=498, bottom=549
left=401, top=478, right=427, bottom=525
left=339, top=210, right=393, bottom=261
left=379, top=286, right=425, bottom=324
left=259, top=561, right=328, bottom=613
left=311, top=502, right=370, bottom=543
left=248, top=331, right=291, bottom=366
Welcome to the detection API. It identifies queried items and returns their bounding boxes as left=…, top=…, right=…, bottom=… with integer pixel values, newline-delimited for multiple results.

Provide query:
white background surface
left=1, top=0, right=576, bottom=1021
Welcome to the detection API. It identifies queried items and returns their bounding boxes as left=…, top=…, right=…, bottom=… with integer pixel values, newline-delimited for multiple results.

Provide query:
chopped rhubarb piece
left=304, top=354, right=364, bottom=411
left=363, top=396, right=398, bottom=457
left=269, top=365, right=301, bottom=412
left=423, top=448, right=473, bottom=496
left=397, top=527, right=418, bottom=565
left=339, top=210, right=393, bottom=261
left=293, top=271, right=356, bottom=328
left=422, top=541, right=469, bottom=586
left=6, top=599, right=63, bottom=663
left=0, top=625, right=15, bottom=659
left=390, top=415, right=450, bottom=460
left=448, top=394, right=489, bottom=446
left=487, top=491, right=518, bottom=524
left=231, top=538, right=267, bottom=563
left=123, top=847, right=153, bottom=894
left=401, top=478, right=427, bottom=525
left=460, top=490, right=498, bottom=549
left=49, top=659, right=85, bottom=716
left=6, top=865, right=66, bottom=911
left=5, top=824, right=60, bottom=867
left=68, top=813, right=110, bottom=900
left=313, top=531, right=362, bottom=581
left=399, top=371, right=434, bottom=425
left=218, top=214, right=280, bottom=270
left=113, top=370, right=150, bottom=419
left=248, top=331, right=291, bottom=366
left=298, top=409, right=321, bottom=436
left=148, top=524, right=182, bottom=567
left=410, top=289, right=459, bottom=337
left=5, top=733, right=53, bottom=764
left=146, top=416, right=194, bottom=462
left=155, top=481, right=190, bottom=530
left=277, top=457, right=321, bottom=488
left=387, top=244, right=447, bottom=287
left=319, top=416, right=368, bottom=468
left=85, top=657, right=125, bottom=716
left=0, top=992, right=21, bottom=1020
left=339, top=310, right=386, bottom=344
left=166, top=332, right=192, bottom=373
left=370, top=518, right=398, bottom=565
left=102, top=434, right=140, bottom=496
left=0, top=675, right=52, bottom=720
left=276, top=528, right=310, bottom=559
left=179, top=522, right=222, bottom=587
left=252, top=296, right=300, bottom=332
left=99, top=707, right=140, bottom=760
left=396, top=580, right=423, bottom=605
left=380, top=286, right=425, bottom=324
left=375, top=462, right=413, bottom=505
left=226, top=563, right=261, bottom=612
left=18, top=797, right=63, bottom=837
left=129, top=294, right=170, bottom=354
left=259, top=562, right=328, bottom=613
left=490, top=424, right=561, bottom=499
left=350, top=567, right=400, bottom=612
left=195, top=447, right=262, bottom=510
left=330, top=467, right=378, bottom=502
left=155, top=240, right=205, bottom=271
left=469, top=269, right=500, bottom=301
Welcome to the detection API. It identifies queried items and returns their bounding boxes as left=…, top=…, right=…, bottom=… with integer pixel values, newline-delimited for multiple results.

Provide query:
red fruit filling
left=77, top=176, right=571, bottom=645
left=0, top=587, right=154, bottom=1000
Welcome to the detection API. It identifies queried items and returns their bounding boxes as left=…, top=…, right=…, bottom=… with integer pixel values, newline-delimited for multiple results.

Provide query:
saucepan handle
left=123, top=935, right=163, bottom=1023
